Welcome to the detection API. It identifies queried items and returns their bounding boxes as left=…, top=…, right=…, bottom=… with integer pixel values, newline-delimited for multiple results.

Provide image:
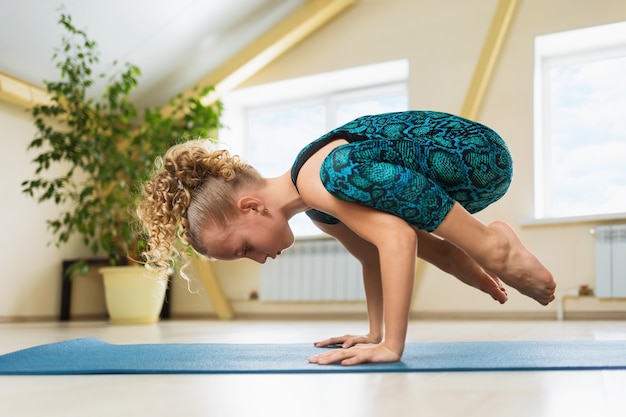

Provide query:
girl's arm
left=296, top=138, right=416, bottom=365
left=308, top=200, right=417, bottom=365
left=312, top=220, right=384, bottom=346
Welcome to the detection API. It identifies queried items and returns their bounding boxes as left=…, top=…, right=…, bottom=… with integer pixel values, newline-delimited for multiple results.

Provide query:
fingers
left=314, top=334, right=371, bottom=348
left=313, top=335, right=352, bottom=348
left=309, top=344, right=401, bottom=366
left=309, top=348, right=354, bottom=365
left=309, top=346, right=376, bottom=366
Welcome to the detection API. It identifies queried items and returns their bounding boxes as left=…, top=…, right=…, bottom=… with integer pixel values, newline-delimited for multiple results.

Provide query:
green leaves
left=22, top=11, right=222, bottom=264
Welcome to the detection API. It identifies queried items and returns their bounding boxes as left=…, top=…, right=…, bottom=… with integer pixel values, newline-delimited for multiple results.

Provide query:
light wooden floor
left=1, top=319, right=626, bottom=417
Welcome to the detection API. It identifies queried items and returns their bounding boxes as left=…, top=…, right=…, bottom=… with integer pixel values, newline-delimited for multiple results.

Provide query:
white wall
left=0, top=100, right=91, bottom=319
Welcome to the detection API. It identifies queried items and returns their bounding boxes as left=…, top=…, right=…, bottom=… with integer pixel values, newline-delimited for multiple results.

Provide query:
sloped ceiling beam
left=0, top=72, right=49, bottom=108
left=460, top=0, right=519, bottom=120
left=193, top=0, right=356, bottom=106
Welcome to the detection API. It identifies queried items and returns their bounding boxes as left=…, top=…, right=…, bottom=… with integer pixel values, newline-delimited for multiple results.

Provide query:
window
left=534, top=21, right=626, bottom=220
left=220, top=60, right=409, bottom=236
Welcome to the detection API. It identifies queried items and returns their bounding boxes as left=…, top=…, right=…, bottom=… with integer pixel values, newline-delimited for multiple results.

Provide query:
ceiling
left=0, top=0, right=311, bottom=108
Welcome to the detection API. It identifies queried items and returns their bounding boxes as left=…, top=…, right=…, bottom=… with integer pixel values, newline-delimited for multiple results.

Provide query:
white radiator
left=594, top=224, right=626, bottom=298
left=259, top=238, right=365, bottom=301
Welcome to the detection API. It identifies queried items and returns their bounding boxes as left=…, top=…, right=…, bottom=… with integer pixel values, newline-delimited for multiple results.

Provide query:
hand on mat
left=308, top=342, right=401, bottom=366
left=314, top=333, right=381, bottom=349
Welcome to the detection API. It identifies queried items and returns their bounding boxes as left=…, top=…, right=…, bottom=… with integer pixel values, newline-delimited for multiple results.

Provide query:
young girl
left=136, top=111, right=556, bottom=366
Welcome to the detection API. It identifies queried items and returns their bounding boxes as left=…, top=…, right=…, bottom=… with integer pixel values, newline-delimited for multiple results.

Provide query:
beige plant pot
left=100, top=266, right=167, bottom=325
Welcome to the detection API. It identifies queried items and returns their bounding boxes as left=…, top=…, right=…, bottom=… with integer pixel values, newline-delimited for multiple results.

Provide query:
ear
left=237, top=196, right=266, bottom=214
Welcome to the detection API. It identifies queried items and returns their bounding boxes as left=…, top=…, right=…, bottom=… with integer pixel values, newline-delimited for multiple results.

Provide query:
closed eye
left=234, top=246, right=249, bottom=259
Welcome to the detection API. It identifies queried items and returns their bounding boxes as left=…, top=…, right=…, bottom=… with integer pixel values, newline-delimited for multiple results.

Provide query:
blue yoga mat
left=1, top=337, right=625, bottom=375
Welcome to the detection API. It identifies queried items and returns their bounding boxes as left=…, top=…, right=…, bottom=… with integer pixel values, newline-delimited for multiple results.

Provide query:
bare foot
left=449, top=251, right=508, bottom=304
left=477, top=272, right=508, bottom=304
left=415, top=228, right=508, bottom=304
left=488, top=221, right=556, bottom=305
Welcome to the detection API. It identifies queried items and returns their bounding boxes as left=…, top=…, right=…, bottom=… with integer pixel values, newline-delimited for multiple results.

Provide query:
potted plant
left=21, top=12, right=221, bottom=324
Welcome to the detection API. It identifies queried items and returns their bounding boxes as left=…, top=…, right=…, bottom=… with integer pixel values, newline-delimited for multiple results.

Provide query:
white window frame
left=219, top=60, right=409, bottom=156
left=532, top=21, right=626, bottom=225
left=218, top=60, right=409, bottom=237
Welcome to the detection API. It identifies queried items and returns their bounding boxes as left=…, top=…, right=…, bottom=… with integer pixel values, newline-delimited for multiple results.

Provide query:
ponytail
left=136, top=140, right=262, bottom=272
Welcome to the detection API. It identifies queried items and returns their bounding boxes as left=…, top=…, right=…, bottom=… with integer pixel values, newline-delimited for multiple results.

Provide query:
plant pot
left=100, top=266, right=167, bottom=325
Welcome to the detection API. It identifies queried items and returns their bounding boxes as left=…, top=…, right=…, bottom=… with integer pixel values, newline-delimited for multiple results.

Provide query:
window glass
left=336, top=95, right=408, bottom=125
left=248, top=104, right=326, bottom=177
left=546, top=56, right=626, bottom=217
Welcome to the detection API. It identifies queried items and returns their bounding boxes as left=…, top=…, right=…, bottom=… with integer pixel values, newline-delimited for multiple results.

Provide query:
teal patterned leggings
left=318, top=113, right=513, bottom=231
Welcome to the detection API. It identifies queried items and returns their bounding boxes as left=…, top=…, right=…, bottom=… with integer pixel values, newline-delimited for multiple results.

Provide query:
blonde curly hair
left=136, top=140, right=262, bottom=272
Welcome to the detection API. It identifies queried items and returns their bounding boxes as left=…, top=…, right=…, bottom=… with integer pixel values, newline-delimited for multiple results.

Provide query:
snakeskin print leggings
left=318, top=112, right=513, bottom=231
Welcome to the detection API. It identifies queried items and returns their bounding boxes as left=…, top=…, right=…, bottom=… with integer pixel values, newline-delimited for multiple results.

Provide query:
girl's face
left=200, top=207, right=294, bottom=263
